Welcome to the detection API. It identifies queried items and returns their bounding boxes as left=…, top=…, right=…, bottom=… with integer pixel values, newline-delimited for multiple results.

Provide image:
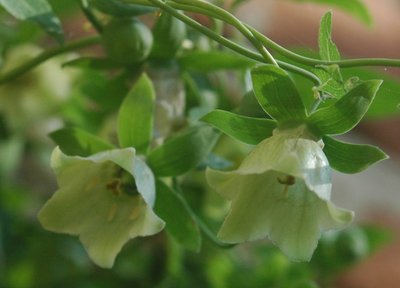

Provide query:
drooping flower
left=206, top=125, right=354, bottom=261
left=38, top=147, right=165, bottom=268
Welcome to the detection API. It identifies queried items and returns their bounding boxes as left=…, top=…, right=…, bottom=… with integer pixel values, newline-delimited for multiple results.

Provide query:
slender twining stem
left=79, top=0, right=104, bottom=33
left=310, top=97, right=323, bottom=113
left=0, top=36, right=102, bottom=85
left=170, top=0, right=278, bottom=66
left=247, top=25, right=400, bottom=68
left=125, top=0, right=400, bottom=68
left=147, top=0, right=320, bottom=84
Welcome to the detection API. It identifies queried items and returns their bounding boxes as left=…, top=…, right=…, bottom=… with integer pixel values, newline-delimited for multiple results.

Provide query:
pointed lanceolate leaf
left=201, top=109, right=277, bottom=145
left=0, top=0, right=64, bottom=43
left=308, top=80, right=383, bottom=135
left=323, top=136, right=388, bottom=174
left=50, top=128, right=114, bottom=157
left=154, top=180, right=201, bottom=252
left=251, top=65, right=307, bottom=122
left=118, top=73, right=155, bottom=153
left=147, top=126, right=218, bottom=177
left=319, top=12, right=341, bottom=61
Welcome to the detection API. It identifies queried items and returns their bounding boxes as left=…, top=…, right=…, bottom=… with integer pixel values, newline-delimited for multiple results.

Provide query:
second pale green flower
left=207, top=126, right=354, bottom=261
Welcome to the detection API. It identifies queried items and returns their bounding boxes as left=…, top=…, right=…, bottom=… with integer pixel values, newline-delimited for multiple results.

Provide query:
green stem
left=79, top=0, right=104, bottom=33
left=0, top=36, right=102, bottom=85
left=147, top=0, right=320, bottom=84
left=125, top=0, right=400, bottom=68
left=248, top=25, right=400, bottom=68
left=170, top=0, right=277, bottom=66
left=310, top=97, right=323, bottom=113
left=194, top=214, right=235, bottom=249
left=171, top=178, right=234, bottom=249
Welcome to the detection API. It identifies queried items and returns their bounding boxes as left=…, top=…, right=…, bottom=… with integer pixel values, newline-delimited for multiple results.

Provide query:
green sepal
left=319, top=11, right=340, bottom=61
left=89, top=0, right=155, bottom=16
left=154, top=180, right=201, bottom=252
left=308, top=80, right=383, bottom=135
left=201, top=109, right=276, bottom=145
left=178, top=51, right=256, bottom=72
left=118, top=73, right=155, bottom=153
left=323, top=136, right=388, bottom=174
left=147, top=126, right=219, bottom=177
left=251, top=65, right=307, bottom=123
left=50, top=127, right=114, bottom=157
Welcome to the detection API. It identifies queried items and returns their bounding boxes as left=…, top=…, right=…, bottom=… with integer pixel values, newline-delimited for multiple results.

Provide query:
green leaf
left=313, top=65, right=346, bottom=99
left=292, top=0, right=373, bottom=26
left=62, top=57, right=125, bottom=70
left=323, top=136, right=388, bottom=174
left=0, top=0, right=64, bottom=43
left=201, top=109, right=276, bottom=145
left=147, top=126, right=219, bottom=177
left=89, top=0, right=155, bottom=16
left=341, top=68, right=400, bottom=119
left=118, top=73, right=155, bottom=153
left=178, top=51, right=256, bottom=72
left=50, top=128, right=114, bottom=157
left=319, top=12, right=340, bottom=61
left=308, top=80, right=382, bottom=135
left=154, top=180, right=201, bottom=252
left=251, top=65, right=307, bottom=123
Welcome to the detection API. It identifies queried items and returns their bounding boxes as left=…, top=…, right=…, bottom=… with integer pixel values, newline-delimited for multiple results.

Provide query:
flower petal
left=39, top=147, right=164, bottom=268
left=212, top=170, right=353, bottom=261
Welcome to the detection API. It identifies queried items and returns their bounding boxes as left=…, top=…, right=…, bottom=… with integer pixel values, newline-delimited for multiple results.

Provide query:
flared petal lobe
left=207, top=128, right=353, bottom=261
left=38, top=147, right=165, bottom=268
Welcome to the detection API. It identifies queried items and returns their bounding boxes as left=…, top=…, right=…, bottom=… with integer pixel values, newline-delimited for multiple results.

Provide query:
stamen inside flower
left=277, top=175, right=296, bottom=198
left=104, top=169, right=141, bottom=222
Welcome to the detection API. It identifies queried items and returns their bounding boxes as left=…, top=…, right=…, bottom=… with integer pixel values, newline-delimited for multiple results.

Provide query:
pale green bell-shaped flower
left=38, top=147, right=165, bottom=268
left=206, top=125, right=354, bottom=261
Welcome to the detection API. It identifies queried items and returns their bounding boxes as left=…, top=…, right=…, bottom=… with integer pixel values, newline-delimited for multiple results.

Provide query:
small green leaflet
left=154, top=180, right=201, bottom=252
left=50, top=128, right=114, bottom=157
left=201, top=109, right=276, bottom=145
left=308, top=80, right=382, bottom=135
left=147, top=126, right=219, bottom=177
left=118, top=73, right=155, bottom=154
left=251, top=65, right=308, bottom=123
left=314, top=12, right=345, bottom=99
left=0, top=0, right=64, bottom=43
left=323, top=136, right=388, bottom=174
left=319, top=12, right=340, bottom=61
